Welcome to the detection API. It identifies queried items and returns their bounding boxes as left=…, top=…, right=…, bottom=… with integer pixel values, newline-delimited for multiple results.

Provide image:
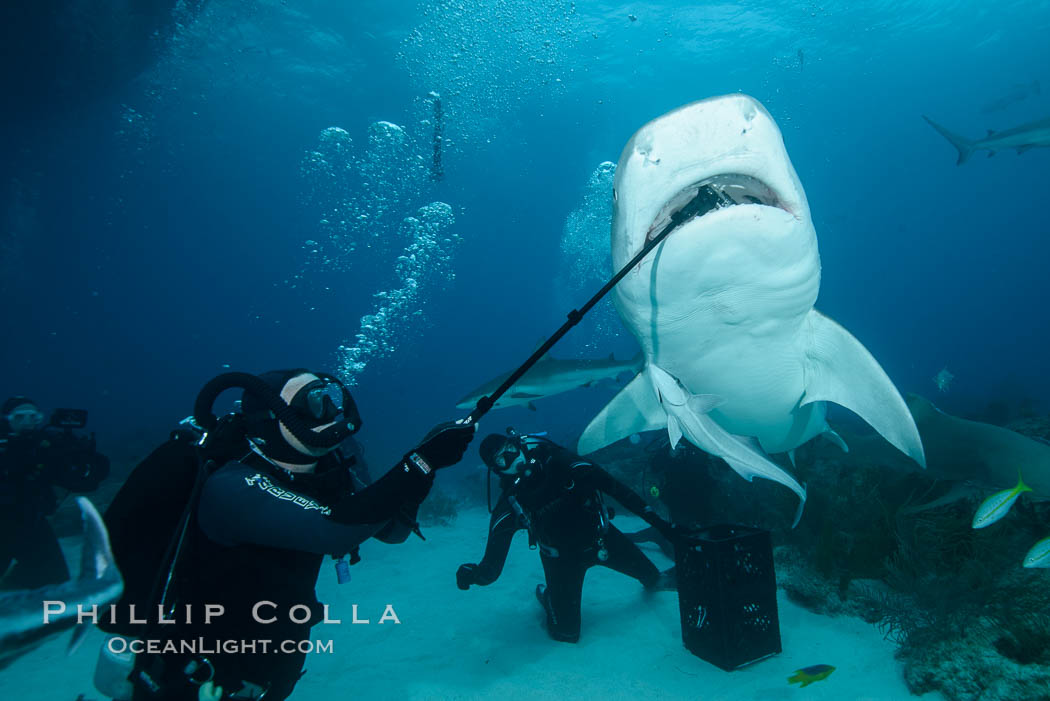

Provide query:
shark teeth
left=646, top=174, right=784, bottom=242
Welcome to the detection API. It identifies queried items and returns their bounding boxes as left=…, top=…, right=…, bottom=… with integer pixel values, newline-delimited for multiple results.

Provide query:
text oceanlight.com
left=107, top=637, right=337, bottom=656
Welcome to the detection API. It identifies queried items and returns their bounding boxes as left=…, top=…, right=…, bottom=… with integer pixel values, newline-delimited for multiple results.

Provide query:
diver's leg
left=600, top=525, right=661, bottom=587
left=538, top=551, right=587, bottom=643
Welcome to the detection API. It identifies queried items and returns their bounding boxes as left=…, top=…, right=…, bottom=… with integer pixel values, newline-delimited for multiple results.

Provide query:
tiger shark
left=0, top=498, right=122, bottom=669
left=578, top=95, right=925, bottom=525
left=456, top=353, right=642, bottom=411
left=923, top=114, right=1050, bottom=164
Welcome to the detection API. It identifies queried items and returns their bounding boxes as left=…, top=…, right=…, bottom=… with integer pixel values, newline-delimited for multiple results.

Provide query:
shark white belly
left=579, top=95, right=925, bottom=520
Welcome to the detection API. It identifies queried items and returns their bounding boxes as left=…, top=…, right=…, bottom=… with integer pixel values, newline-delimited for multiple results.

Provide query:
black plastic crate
left=674, top=523, right=781, bottom=671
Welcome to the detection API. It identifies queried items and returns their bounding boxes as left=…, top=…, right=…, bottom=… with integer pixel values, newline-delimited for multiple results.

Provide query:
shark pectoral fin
left=527, top=402, right=537, bottom=411
left=667, top=415, right=683, bottom=449
left=823, top=426, right=849, bottom=453
left=578, top=372, right=664, bottom=454
left=801, top=310, right=926, bottom=468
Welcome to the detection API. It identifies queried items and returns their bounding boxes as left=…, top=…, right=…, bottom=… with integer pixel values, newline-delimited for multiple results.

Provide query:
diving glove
left=413, top=419, right=476, bottom=472
left=456, top=563, right=478, bottom=590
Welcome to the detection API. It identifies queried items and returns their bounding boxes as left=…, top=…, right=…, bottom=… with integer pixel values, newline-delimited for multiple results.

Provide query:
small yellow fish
left=972, top=472, right=1032, bottom=529
left=788, top=664, right=835, bottom=687
left=1023, top=536, right=1050, bottom=568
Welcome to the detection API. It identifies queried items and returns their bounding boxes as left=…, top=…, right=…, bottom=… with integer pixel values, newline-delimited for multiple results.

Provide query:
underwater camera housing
left=675, top=524, right=781, bottom=671
left=49, top=408, right=88, bottom=429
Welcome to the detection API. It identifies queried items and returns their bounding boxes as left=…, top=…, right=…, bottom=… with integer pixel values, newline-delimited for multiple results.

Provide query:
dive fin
left=801, top=310, right=925, bottom=468
left=578, top=371, right=663, bottom=454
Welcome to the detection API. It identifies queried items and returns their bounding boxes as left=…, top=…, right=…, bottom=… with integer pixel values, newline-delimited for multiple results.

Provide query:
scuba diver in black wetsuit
left=455, top=432, right=676, bottom=644
left=0, top=396, right=110, bottom=589
left=99, top=370, right=475, bottom=701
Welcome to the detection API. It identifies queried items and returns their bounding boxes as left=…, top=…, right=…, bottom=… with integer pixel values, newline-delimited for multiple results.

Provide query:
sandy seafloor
left=6, top=509, right=946, bottom=700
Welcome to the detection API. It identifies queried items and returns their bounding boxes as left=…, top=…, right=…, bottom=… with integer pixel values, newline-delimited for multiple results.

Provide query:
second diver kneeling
left=456, top=432, right=676, bottom=643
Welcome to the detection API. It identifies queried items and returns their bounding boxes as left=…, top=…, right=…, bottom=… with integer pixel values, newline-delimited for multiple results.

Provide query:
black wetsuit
left=464, top=441, right=670, bottom=643
left=108, top=444, right=433, bottom=701
left=0, top=427, right=109, bottom=588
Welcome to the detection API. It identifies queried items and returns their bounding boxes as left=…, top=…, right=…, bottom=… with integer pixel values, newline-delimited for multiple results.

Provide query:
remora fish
left=456, top=353, right=642, bottom=411
left=0, top=498, right=123, bottom=668
left=923, top=114, right=1050, bottom=164
left=578, top=95, right=925, bottom=521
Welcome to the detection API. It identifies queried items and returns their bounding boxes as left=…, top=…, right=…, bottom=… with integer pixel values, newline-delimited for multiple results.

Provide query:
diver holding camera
left=0, top=396, right=110, bottom=588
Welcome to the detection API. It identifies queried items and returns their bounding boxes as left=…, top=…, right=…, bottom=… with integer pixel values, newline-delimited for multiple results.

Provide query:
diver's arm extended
left=326, top=459, right=434, bottom=525
left=457, top=496, right=520, bottom=588
left=326, top=420, right=474, bottom=526
left=197, top=465, right=388, bottom=555
left=583, top=463, right=674, bottom=538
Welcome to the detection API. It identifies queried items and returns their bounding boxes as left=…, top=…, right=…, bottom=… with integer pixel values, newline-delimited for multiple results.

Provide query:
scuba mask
left=493, top=442, right=524, bottom=472
left=288, top=374, right=360, bottom=429
left=3, top=398, right=44, bottom=434
left=193, top=370, right=361, bottom=467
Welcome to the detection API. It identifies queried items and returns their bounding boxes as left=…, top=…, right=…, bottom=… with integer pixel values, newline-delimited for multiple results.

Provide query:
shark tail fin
left=578, top=372, right=663, bottom=454
left=923, top=115, right=975, bottom=165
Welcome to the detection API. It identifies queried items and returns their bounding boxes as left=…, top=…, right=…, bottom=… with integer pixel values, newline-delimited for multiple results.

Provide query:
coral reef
left=779, top=419, right=1050, bottom=701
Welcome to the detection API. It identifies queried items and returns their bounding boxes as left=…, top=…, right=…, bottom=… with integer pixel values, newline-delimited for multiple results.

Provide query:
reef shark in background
left=578, top=95, right=925, bottom=524
left=0, top=498, right=123, bottom=669
left=905, top=393, right=1050, bottom=496
left=456, top=353, right=642, bottom=411
left=981, top=80, right=1040, bottom=114
left=923, top=114, right=1050, bottom=164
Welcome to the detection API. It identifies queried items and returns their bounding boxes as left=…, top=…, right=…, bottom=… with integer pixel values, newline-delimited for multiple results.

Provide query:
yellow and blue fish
left=788, top=664, right=835, bottom=687
left=971, top=472, right=1032, bottom=529
left=1023, top=536, right=1050, bottom=568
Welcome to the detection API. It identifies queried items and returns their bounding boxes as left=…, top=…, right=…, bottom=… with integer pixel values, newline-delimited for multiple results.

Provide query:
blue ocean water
left=1, top=0, right=1048, bottom=469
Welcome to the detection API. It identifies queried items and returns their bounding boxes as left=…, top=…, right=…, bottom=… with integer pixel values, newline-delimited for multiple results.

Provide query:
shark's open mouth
left=646, top=174, right=785, bottom=242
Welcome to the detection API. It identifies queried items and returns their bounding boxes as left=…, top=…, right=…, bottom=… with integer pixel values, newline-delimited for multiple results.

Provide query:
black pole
left=466, top=185, right=720, bottom=424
